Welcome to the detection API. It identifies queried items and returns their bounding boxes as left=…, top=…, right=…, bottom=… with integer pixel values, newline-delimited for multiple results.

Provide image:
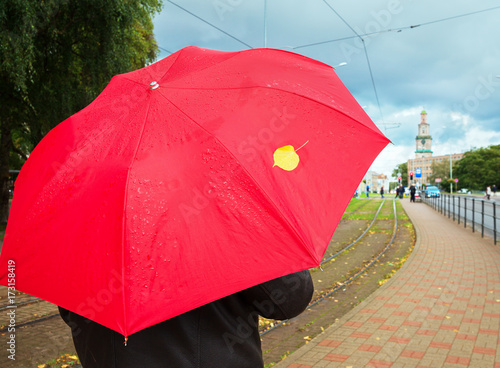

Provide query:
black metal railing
left=423, top=194, right=498, bottom=245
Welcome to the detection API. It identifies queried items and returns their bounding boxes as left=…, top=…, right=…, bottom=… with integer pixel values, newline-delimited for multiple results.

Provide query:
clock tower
left=415, top=110, right=432, bottom=157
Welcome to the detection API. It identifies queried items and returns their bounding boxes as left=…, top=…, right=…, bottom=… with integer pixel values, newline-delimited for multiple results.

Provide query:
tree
left=392, top=162, right=407, bottom=185
left=0, top=0, right=163, bottom=223
left=454, top=145, right=500, bottom=191
left=427, top=158, right=459, bottom=192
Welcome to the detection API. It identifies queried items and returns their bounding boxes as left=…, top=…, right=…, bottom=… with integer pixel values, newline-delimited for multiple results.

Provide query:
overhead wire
left=293, top=5, right=500, bottom=50
left=158, top=46, right=173, bottom=55
left=165, top=0, right=254, bottom=49
left=321, top=0, right=385, bottom=126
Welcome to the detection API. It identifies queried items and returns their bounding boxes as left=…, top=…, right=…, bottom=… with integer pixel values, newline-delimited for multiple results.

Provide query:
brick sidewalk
left=277, top=199, right=500, bottom=368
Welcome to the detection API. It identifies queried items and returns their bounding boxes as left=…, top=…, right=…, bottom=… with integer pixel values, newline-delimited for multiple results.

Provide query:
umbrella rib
left=156, top=90, right=322, bottom=264
left=114, top=50, right=182, bottom=88
left=163, top=85, right=388, bottom=139
left=120, top=49, right=242, bottom=89
left=157, top=49, right=182, bottom=83
left=159, top=49, right=242, bottom=86
left=120, top=96, right=154, bottom=338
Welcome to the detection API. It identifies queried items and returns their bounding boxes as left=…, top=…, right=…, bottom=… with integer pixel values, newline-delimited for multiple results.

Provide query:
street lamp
left=333, top=62, right=348, bottom=69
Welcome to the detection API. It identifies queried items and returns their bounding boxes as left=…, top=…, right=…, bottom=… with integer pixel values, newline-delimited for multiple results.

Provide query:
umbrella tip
left=150, top=81, right=159, bottom=90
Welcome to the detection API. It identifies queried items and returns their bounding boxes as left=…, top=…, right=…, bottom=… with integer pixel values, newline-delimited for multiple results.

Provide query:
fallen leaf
left=273, top=145, right=302, bottom=171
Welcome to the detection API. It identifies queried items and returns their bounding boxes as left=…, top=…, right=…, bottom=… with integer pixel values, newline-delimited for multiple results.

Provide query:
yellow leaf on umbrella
left=273, top=140, right=309, bottom=171
left=273, top=145, right=300, bottom=171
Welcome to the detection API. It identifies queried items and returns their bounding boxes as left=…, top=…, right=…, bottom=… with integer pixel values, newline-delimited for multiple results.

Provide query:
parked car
left=424, top=186, right=441, bottom=198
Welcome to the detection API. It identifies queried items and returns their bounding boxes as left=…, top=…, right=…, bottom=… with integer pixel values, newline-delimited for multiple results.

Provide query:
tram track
left=260, top=198, right=398, bottom=336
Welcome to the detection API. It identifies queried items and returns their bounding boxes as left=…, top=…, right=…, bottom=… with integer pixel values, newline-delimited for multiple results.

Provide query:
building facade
left=357, top=170, right=388, bottom=194
left=407, top=111, right=463, bottom=187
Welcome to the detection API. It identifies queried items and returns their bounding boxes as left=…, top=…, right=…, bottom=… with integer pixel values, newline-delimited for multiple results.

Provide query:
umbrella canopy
left=0, top=46, right=389, bottom=337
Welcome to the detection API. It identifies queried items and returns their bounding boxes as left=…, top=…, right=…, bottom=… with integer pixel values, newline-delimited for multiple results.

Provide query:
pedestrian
left=493, top=184, right=497, bottom=197
left=486, top=186, right=492, bottom=200
left=59, top=271, right=313, bottom=368
left=366, top=184, right=370, bottom=198
left=409, top=184, right=416, bottom=203
left=380, top=186, right=384, bottom=198
left=399, top=184, right=404, bottom=199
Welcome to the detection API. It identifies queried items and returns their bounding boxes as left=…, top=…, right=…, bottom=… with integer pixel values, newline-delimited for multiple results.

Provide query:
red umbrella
left=0, top=46, right=389, bottom=337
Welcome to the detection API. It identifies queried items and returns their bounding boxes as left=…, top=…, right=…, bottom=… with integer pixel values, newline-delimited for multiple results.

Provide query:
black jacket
left=59, top=270, right=314, bottom=368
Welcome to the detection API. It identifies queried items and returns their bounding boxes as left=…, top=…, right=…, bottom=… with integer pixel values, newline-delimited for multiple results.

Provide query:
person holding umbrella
left=59, top=270, right=313, bottom=368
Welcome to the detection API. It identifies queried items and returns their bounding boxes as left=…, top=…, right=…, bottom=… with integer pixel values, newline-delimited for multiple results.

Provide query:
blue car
left=424, top=186, right=441, bottom=198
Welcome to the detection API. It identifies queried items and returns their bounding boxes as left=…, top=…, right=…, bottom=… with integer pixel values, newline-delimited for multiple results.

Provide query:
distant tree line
left=454, top=144, right=500, bottom=191
left=392, top=144, right=500, bottom=192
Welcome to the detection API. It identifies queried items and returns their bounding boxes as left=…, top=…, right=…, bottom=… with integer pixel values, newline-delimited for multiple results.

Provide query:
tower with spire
left=415, top=110, right=432, bottom=157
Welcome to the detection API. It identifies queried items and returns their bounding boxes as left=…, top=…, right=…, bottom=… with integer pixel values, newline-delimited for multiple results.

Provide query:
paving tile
left=366, top=358, right=393, bottom=367
left=444, top=355, right=471, bottom=365
left=322, top=353, right=349, bottom=362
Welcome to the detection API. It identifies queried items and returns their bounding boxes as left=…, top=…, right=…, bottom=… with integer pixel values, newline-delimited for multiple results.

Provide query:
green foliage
left=392, top=162, right=407, bottom=184
left=454, top=145, right=500, bottom=191
left=2, top=0, right=163, bottom=147
left=0, top=0, right=163, bottom=222
left=427, top=158, right=458, bottom=191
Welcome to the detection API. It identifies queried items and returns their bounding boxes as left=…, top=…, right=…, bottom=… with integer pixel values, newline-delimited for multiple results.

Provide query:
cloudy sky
left=152, top=0, right=500, bottom=178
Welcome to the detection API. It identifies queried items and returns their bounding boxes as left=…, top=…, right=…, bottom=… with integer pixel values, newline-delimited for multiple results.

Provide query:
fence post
left=448, top=194, right=451, bottom=219
left=481, top=200, right=485, bottom=238
left=458, top=196, right=460, bottom=225
left=472, top=198, right=475, bottom=233
left=453, top=195, right=455, bottom=222
left=494, top=202, right=497, bottom=245
left=464, top=197, right=467, bottom=228
left=445, top=194, right=447, bottom=217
